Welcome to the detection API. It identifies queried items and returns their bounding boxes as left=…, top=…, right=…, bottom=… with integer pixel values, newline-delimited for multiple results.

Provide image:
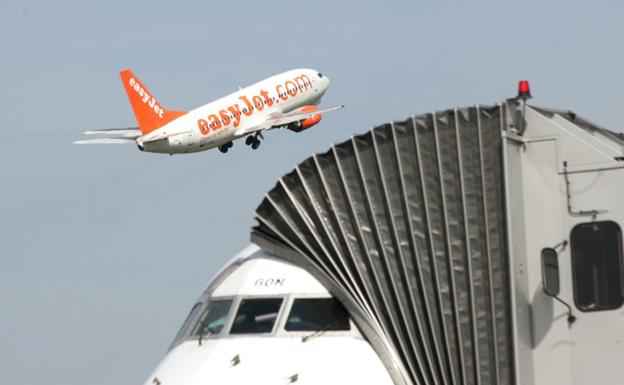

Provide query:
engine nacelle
left=287, top=105, right=322, bottom=132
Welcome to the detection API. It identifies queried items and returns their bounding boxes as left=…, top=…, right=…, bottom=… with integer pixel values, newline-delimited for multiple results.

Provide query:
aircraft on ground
left=75, top=69, right=343, bottom=154
left=144, top=245, right=394, bottom=385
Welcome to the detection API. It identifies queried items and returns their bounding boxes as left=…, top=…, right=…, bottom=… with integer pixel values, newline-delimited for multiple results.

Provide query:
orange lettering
left=286, top=80, right=297, bottom=97
left=219, top=110, right=231, bottom=126
left=227, top=105, right=242, bottom=127
left=276, top=84, right=288, bottom=100
left=239, top=95, right=254, bottom=116
left=260, top=89, right=273, bottom=107
left=252, top=95, right=264, bottom=111
left=294, top=75, right=311, bottom=91
left=198, top=119, right=209, bottom=135
left=208, top=114, right=221, bottom=130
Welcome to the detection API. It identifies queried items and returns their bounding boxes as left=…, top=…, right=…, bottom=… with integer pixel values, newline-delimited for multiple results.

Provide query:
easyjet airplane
left=75, top=69, right=343, bottom=154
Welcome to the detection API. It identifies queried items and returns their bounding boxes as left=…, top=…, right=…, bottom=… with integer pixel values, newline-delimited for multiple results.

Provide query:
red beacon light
left=517, top=80, right=532, bottom=100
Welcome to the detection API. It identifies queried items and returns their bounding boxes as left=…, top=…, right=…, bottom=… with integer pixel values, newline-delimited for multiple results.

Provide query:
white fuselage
left=143, top=246, right=395, bottom=385
left=138, top=69, right=330, bottom=154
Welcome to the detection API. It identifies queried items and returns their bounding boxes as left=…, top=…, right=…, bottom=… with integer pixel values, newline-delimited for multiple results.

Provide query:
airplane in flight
left=75, top=69, right=343, bottom=155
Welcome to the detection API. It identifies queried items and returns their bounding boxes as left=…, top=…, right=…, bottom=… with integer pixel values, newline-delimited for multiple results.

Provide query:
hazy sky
left=2, top=1, right=624, bottom=384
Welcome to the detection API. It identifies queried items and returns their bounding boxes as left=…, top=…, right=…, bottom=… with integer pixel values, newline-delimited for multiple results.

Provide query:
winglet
left=119, top=69, right=186, bottom=135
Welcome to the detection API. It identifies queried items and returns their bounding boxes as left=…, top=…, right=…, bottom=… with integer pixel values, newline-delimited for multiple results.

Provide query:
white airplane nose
left=320, top=74, right=330, bottom=91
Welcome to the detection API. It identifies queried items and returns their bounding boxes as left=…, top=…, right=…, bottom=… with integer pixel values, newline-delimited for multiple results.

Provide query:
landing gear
left=245, top=132, right=263, bottom=150
left=218, top=141, right=233, bottom=153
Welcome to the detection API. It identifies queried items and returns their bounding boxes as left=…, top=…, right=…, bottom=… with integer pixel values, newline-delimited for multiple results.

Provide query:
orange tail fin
left=119, top=69, right=186, bottom=135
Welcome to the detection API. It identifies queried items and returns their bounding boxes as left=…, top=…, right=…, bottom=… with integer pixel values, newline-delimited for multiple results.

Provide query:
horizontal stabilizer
left=73, top=138, right=136, bottom=145
left=83, top=127, right=141, bottom=137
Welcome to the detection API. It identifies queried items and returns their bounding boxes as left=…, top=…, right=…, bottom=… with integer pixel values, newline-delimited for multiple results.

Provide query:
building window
left=571, top=221, right=624, bottom=311
left=285, top=297, right=350, bottom=331
left=230, top=298, right=283, bottom=334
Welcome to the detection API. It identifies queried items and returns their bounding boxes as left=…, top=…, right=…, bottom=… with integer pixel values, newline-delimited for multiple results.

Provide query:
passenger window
left=230, top=298, right=283, bottom=334
left=571, top=221, right=624, bottom=311
left=192, top=299, right=233, bottom=336
left=285, top=298, right=350, bottom=331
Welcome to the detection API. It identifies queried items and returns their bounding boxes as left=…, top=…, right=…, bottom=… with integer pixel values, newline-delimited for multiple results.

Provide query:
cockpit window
left=317, top=72, right=323, bottom=78
left=285, top=298, right=350, bottom=331
left=170, top=302, right=202, bottom=348
left=192, top=299, right=233, bottom=336
left=230, top=298, right=283, bottom=334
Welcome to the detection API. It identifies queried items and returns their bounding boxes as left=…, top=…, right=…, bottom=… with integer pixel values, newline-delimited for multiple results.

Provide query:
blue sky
left=2, top=1, right=623, bottom=384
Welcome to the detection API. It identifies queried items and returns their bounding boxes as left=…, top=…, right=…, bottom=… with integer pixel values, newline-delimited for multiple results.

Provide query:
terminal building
left=145, top=85, right=624, bottom=385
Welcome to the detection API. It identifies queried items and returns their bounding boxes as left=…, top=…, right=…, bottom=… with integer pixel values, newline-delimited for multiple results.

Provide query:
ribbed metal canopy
left=252, top=105, right=514, bottom=385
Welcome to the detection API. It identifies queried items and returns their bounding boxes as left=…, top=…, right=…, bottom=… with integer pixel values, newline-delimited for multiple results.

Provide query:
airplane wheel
left=227, top=141, right=234, bottom=149
left=245, top=136, right=254, bottom=146
left=251, top=140, right=260, bottom=150
left=218, top=145, right=228, bottom=153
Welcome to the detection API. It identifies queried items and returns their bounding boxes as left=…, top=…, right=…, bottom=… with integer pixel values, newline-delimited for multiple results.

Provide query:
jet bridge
left=252, top=95, right=624, bottom=385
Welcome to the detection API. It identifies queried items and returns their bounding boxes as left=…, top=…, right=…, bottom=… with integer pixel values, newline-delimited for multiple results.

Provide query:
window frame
left=182, top=296, right=237, bottom=343
left=570, top=220, right=624, bottom=312
left=283, top=297, right=351, bottom=332
left=275, top=295, right=356, bottom=338
left=190, top=298, right=235, bottom=337
left=228, top=296, right=287, bottom=335
left=169, top=302, right=202, bottom=349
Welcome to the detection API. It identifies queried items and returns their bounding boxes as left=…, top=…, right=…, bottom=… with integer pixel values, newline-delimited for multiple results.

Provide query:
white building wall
left=509, top=106, right=624, bottom=385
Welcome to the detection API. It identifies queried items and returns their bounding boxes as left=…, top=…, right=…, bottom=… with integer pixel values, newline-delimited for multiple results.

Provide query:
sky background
left=2, top=1, right=624, bottom=384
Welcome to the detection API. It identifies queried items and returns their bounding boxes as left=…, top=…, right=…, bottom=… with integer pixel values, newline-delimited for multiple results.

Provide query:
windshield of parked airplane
left=169, top=302, right=202, bottom=348
left=285, top=297, right=350, bottom=331
left=230, top=298, right=283, bottom=334
left=192, top=299, right=233, bottom=336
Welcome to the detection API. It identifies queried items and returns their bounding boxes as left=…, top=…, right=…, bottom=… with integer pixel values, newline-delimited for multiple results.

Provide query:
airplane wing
left=234, top=105, right=344, bottom=137
left=266, top=105, right=344, bottom=127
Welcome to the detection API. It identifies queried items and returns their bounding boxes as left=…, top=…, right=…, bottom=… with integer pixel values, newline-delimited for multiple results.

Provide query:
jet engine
left=287, top=105, right=322, bottom=132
